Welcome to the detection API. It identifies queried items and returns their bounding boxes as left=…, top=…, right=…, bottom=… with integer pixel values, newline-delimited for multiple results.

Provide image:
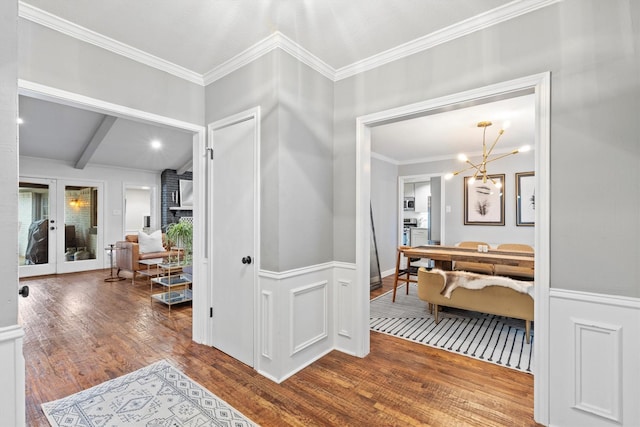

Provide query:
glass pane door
left=19, top=179, right=56, bottom=277
left=58, top=183, right=102, bottom=273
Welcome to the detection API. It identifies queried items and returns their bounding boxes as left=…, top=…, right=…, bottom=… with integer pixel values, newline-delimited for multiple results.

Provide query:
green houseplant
left=166, top=220, right=193, bottom=263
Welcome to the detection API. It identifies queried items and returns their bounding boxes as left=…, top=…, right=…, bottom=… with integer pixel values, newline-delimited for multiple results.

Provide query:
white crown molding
left=18, top=2, right=204, bottom=86
left=202, top=32, right=280, bottom=85
left=202, top=31, right=334, bottom=85
left=275, top=32, right=335, bottom=81
left=370, top=151, right=400, bottom=165
left=334, top=0, right=561, bottom=81
left=18, top=0, right=559, bottom=86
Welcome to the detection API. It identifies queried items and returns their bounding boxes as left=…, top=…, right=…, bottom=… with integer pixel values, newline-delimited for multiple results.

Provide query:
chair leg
left=392, top=248, right=402, bottom=302
left=525, top=320, right=531, bottom=344
left=434, top=304, right=440, bottom=324
left=406, top=269, right=410, bottom=295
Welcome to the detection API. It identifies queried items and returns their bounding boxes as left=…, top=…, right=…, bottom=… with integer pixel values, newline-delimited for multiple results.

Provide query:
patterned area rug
left=42, top=359, right=258, bottom=427
left=371, top=284, right=534, bottom=373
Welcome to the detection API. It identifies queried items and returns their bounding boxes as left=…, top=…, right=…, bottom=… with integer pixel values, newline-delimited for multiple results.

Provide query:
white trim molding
left=19, top=0, right=560, bottom=86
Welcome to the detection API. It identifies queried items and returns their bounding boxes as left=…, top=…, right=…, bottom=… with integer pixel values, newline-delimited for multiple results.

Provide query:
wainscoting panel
left=0, top=325, right=25, bottom=427
left=337, top=279, right=352, bottom=338
left=258, top=262, right=349, bottom=383
left=290, top=281, right=328, bottom=356
left=333, top=263, right=358, bottom=355
left=260, top=291, right=273, bottom=360
left=549, top=289, right=639, bottom=426
left=572, top=318, right=621, bottom=422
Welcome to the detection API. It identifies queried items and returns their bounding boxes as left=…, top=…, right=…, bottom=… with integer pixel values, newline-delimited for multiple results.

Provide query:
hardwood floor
left=19, top=271, right=540, bottom=426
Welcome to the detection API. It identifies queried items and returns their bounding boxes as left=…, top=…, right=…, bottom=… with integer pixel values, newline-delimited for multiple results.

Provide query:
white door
left=19, top=178, right=57, bottom=277
left=209, top=111, right=258, bottom=367
left=56, top=180, right=104, bottom=274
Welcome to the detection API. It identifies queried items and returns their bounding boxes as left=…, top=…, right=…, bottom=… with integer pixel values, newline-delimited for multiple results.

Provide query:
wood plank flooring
left=19, top=270, right=540, bottom=426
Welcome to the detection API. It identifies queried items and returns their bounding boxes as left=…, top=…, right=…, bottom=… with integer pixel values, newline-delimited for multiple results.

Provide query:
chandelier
left=445, top=121, right=529, bottom=187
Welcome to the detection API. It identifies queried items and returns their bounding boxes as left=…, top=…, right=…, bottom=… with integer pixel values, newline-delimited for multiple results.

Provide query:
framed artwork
left=464, top=174, right=505, bottom=225
left=516, top=172, right=535, bottom=226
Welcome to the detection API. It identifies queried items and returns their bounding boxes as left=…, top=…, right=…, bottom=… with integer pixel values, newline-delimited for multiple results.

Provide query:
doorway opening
left=356, top=73, right=551, bottom=423
left=17, top=80, right=208, bottom=341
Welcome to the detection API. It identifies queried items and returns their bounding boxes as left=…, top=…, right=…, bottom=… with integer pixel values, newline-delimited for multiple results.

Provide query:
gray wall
left=204, top=51, right=280, bottom=270
left=205, top=50, right=334, bottom=272
left=18, top=19, right=204, bottom=125
left=334, top=0, right=640, bottom=297
left=0, top=0, right=18, bottom=327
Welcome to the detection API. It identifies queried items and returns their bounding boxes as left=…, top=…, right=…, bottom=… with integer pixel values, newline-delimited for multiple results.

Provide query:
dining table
left=392, top=244, right=535, bottom=302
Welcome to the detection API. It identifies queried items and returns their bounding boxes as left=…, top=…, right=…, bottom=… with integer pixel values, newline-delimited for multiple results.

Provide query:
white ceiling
left=19, top=96, right=194, bottom=172
left=17, top=0, right=541, bottom=171
left=371, top=93, right=535, bottom=164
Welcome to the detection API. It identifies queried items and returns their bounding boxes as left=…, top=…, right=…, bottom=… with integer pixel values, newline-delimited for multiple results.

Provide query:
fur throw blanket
left=431, top=269, right=534, bottom=298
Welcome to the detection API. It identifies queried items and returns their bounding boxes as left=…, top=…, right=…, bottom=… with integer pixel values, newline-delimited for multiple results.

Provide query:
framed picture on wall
left=516, top=171, right=535, bottom=226
left=464, top=174, right=505, bottom=225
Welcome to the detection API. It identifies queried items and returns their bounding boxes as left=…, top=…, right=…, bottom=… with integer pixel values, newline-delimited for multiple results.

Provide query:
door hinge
left=205, top=147, right=214, bottom=160
left=209, top=307, right=213, bottom=318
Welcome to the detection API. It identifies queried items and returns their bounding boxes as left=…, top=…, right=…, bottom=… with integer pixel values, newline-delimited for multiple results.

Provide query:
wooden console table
left=392, top=245, right=534, bottom=302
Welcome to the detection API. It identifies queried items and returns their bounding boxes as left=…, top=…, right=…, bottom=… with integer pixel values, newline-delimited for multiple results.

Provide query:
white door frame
left=205, top=107, right=261, bottom=365
left=17, top=80, right=208, bottom=343
left=356, top=72, right=551, bottom=424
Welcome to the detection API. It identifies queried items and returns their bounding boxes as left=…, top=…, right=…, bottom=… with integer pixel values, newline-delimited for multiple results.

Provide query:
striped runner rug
left=370, top=283, right=534, bottom=373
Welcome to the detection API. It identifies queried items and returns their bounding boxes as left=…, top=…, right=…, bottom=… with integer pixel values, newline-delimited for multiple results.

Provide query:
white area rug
left=371, top=284, right=534, bottom=373
left=42, top=359, right=258, bottom=427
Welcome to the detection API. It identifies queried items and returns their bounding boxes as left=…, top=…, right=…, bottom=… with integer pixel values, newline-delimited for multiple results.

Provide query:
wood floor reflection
left=20, top=271, right=539, bottom=426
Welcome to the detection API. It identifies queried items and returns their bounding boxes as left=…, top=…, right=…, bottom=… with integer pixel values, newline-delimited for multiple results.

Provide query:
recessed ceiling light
left=151, top=139, right=162, bottom=149
left=17, top=117, right=24, bottom=125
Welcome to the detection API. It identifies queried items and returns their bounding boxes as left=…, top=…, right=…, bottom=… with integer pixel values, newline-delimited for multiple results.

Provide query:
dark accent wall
left=160, top=169, right=192, bottom=230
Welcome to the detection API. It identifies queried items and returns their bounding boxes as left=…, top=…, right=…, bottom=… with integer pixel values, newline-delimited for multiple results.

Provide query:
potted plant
left=166, top=220, right=193, bottom=264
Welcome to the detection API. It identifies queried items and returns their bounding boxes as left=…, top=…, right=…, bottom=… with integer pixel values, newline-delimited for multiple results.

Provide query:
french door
left=19, top=177, right=104, bottom=277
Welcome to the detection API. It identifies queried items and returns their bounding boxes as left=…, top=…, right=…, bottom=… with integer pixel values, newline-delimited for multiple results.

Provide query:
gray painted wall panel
left=205, top=50, right=334, bottom=272
left=334, top=0, right=640, bottom=297
left=205, top=52, right=280, bottom=271
left=277, top=51, right=334, bottom=271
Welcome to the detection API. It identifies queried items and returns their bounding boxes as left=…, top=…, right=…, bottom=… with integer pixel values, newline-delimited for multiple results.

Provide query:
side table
left=104, top=244, right=126, bottom=282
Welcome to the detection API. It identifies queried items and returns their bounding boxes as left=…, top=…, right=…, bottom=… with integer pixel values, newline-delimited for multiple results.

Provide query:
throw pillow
left=138, top=230, right=165, bottom=253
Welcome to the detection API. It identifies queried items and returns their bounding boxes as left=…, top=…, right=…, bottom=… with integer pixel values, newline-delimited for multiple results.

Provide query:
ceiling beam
left=75, top=115, right=117, bottom=169
left=177, top=160, right=192, bottom=176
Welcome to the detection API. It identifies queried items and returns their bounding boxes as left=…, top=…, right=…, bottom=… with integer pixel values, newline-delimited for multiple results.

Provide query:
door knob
left=241, top=256, right=252, bottom=265
left=19, top=285, right=29, bottom=298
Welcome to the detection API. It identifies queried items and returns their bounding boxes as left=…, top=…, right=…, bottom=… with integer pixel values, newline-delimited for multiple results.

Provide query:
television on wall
left=179, top=180, right=193, bottom=209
